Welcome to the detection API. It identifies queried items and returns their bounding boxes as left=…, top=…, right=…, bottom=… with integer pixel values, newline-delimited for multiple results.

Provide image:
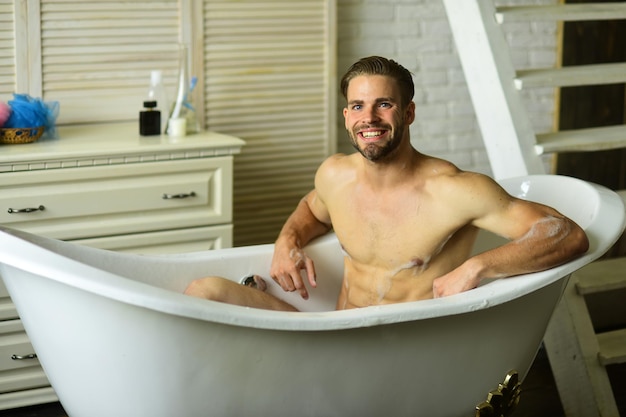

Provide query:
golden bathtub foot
left=475, top=370, right=522, bottom=417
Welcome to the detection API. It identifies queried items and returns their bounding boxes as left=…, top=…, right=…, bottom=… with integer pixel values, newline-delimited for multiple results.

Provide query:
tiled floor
left=1, top=347, right=623, bottom=417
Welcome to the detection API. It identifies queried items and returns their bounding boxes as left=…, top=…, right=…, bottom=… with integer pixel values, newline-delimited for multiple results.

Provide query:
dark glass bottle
left=139, top=100, right=161, bottom=136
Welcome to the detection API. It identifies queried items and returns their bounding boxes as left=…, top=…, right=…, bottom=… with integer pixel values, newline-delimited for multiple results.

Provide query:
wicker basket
left=0, top=126, right=45, bottom=144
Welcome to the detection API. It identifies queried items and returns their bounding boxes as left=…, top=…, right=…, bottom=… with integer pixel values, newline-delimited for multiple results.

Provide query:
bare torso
left=316, top=153, right=479, bottom=309
left=335, top=226, right=477, bottom=309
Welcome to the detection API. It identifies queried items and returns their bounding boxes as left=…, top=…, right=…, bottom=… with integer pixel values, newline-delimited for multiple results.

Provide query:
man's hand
left=432, top=262, right=481, bottom=298
left=270, top=240, right=317, bottom=300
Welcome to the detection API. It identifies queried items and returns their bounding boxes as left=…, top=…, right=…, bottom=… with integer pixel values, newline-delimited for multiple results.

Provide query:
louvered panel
left=235, top=154, right=324, bottom=173
left=205, top=2, right=324, bottom=22
left=209, top=86, right=324, bottom=105
left=235, top=196, right=307, bottom=241
left=203, top=1, right=334, bottom=245
left=208, top=112, right=324, bottom=131
left=237, top=148, right=324, bottom=161
left=209, top=112, right=323, bottom=128
left=207, top=120, right=325, bottom=139
left=209, top=86, right=323, bottom=101
left=0, top=3, right=14, bottom=98
left=235, top=181, right=312, bottom=199
left=233, top=160, right=321, bottom=193
left=206, top=43, right=324, bottom=68
left=235, top=181, right=317, bottom=201
left=233, top=164, right=321, bottom=245
left=206, top=71, right=324, bottom=103
left=236, top=213, right=297, bottom=231
left=235, top=173, right=317, bottom=189
left=39, top=0, right=180, bottom=124
left=226, top=144, right=323, bottom=167
left=237, top=192, right=310, bottom=209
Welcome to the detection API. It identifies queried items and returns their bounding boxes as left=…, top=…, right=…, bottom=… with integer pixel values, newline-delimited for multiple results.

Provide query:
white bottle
left=147, top=70, right=169, bottom=134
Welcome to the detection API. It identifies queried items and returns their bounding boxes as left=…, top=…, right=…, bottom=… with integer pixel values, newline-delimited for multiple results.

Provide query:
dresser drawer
left=0, top=321, right=39, bottom=372
left=0, top=368, right=51, bottom=397
left=74, top=224, right=233, bottom=254
left=0, top=321, right=48, bottom=395
left=0, top=297, right=17, bottom=322
left=0, top=157, right=232, bottom=240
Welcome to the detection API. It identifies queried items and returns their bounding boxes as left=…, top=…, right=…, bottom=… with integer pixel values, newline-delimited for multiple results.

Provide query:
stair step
left=515, top=63, right=626, bottom=89
left=496, top=3, right=626, bottom=23
left=597, top=328, right=626, bottom=366
left=574, top=257, right=626, bottom=296
left=535, top=125, right=626, bottom=155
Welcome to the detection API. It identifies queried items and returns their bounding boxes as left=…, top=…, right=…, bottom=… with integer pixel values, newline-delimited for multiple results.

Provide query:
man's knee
left=184, top=276, right=229, bottom=301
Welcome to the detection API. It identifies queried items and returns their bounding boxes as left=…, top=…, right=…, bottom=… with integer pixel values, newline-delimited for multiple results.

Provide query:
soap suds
left=340, top=244, right=351, bottom=260
left=289, top=248, right=304, bottom=267
left=375, top=256, right=431, bottom=302
left=515, top=215, right=569, bottom=245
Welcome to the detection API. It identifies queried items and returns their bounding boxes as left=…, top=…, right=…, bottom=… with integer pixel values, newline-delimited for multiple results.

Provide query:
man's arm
left=270, top=190, right=332, bottom=299
left=433, top=174, right=589, bottom=297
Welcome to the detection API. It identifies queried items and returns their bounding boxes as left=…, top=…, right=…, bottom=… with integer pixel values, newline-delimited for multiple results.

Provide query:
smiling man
left=185, top=56, right=589, bottom=311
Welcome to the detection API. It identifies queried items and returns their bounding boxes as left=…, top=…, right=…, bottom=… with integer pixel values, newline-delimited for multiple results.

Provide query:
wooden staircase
left=442, top=0, right=626, bottom=179
left=441, top=1, right=626, bottom=416
left=544, top=252, right=626, bottom=417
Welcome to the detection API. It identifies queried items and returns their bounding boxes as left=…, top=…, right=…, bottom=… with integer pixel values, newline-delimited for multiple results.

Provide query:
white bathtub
left=0, top=175, right=624, bottom=417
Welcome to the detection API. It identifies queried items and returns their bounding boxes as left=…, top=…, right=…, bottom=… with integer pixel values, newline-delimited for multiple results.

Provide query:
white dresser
left=0, top=123, right=244, bottom=409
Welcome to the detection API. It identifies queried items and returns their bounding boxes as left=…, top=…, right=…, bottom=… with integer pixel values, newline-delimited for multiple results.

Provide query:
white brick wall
left=336, top=0, right=559, bottom=176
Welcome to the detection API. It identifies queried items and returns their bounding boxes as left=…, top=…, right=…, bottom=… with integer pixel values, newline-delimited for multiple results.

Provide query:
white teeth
left=362, top=131, right=383, bottom=138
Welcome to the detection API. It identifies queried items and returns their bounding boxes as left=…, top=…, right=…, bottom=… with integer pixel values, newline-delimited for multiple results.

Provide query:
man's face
left=343, top=75, right=414, bottom=162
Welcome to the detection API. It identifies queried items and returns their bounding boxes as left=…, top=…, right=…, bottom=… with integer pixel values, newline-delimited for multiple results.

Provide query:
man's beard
left=349, top=125, right=403, bottom=162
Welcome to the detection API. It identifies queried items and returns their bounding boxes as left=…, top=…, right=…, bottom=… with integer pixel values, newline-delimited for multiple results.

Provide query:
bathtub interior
left=0, top=227, right=345, bottom=313
left=0, top=174, right=624, bottom=327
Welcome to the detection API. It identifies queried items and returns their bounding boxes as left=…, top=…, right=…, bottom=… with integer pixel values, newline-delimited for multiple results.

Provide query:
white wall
left=336, top=0, right=559, bottom=176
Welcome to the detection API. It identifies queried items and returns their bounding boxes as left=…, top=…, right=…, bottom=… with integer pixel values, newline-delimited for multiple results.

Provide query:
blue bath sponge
left=4, top=94, right=60, bottom=138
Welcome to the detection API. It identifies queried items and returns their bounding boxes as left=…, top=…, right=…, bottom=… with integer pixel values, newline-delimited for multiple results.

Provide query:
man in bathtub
left=185, top=56, right=589, bottom=311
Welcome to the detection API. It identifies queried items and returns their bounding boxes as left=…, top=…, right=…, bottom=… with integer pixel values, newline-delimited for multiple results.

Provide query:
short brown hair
left=340, top=56, right=415, bottom=107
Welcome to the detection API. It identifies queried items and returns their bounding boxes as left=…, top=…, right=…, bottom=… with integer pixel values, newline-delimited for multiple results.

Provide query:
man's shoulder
left=324, top=152, right=355, bottom=165
left=420, top=157, right=466, bottom=184
left=424, top=161, right=499, bottom=195
left=318, top=153, right=357, bottom=175
left=315, top=153, right=357, bottom=189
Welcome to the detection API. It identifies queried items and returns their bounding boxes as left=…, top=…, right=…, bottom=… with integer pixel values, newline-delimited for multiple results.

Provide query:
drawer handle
left=162, top=192, right=196, bottom=200
left=7, top=205, right=45, bottom=214
left=11, top=353, right=37, bottom=360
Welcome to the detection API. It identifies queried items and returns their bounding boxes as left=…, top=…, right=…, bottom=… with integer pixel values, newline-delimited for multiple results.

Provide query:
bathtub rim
left=0, top=174, right=624, bottom=331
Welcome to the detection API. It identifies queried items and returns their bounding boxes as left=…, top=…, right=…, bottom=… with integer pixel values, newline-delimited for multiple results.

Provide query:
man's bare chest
left=330, top=201, right=457, bottom=267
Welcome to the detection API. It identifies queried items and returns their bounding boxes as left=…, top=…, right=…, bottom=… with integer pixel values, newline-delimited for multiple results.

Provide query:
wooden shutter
left=37, top=0, right=180, bottom=124
left=203, top=0, right=336, bottom=246
left=0, top=1, right=14, bottom=97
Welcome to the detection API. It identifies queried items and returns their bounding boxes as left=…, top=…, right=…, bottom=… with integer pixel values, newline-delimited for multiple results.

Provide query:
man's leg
left=184, top=276, right=298, bottom=311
